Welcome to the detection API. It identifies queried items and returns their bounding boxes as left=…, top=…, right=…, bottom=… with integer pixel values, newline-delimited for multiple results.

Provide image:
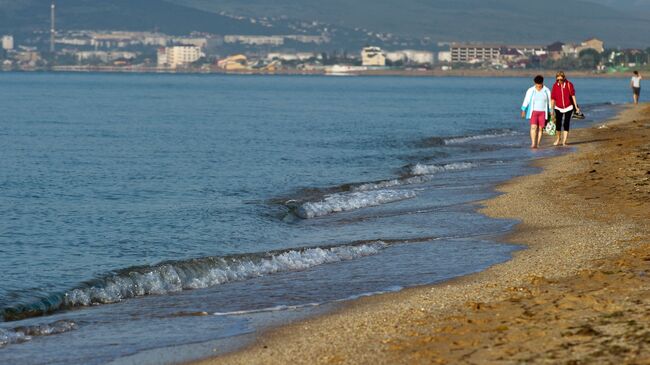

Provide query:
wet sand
left=191, top=104, right=650, bottom=365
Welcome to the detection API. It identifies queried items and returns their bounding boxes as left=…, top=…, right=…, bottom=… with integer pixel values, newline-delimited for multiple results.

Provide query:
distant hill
left=1, top=0, right=649, bottom=48
left=169, top=0, right=650, bottom=47
left=588, top=0, right=650, bottom=15
left=0, top=0, right=283, bottom=35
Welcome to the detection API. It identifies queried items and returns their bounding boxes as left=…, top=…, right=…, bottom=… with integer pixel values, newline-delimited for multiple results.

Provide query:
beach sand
left=191, top=104, right=650, bottom=365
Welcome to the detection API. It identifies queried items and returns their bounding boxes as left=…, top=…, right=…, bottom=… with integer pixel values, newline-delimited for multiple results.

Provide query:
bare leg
left=537, top=126, right=544, bottom=147
left=553, top=132, right=560, bottom=146
left=634, top=93, right=639, bottom=104
left=562, top=131, right=569, bottom=146
left=530, top=125, right=538, bottom=148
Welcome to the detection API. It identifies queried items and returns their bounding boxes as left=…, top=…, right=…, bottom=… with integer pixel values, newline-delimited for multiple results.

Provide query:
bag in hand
left=545, top=121, right=557, bottom=136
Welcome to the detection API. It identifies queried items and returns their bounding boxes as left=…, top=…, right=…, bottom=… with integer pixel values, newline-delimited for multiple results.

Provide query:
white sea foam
left=352, top=176, right=432, bottom=192
left=63, top=243, right=387, bottom=307
left=212, top=286, right=404, bottom=317
left=410, top=162, right=478, bottom=176
left=295, top=189, right=417, bottom=219
left=444, top=130, right=519, bottom=144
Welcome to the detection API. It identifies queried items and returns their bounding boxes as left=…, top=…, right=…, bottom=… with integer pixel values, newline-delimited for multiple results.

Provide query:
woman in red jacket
left=550, top=71, right=581, bottom=146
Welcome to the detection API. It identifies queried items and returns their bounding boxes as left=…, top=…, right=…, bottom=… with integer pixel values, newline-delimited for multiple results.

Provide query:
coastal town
left=2, top=28, right=649, bottom=75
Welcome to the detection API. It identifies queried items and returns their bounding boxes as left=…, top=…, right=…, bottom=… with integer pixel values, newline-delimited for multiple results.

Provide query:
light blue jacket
left=521, top=86, right=552, bottom=120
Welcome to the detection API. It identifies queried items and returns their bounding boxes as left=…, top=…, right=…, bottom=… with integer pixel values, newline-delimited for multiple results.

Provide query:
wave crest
left=410, top=162, right=478, bottom=176
left=2, top=242, right=387, bottom=321
left=295, top=189, right=417, bottom=219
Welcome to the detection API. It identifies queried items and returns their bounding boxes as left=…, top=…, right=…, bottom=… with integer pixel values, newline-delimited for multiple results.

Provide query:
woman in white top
left=631, top=71, right=642, bottom=105
left=521, top=75, right=552, bottom=149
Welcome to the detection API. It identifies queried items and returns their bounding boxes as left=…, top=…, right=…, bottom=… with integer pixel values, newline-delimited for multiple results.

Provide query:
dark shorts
left=633, top=87, right=641, bottom=96
left=555, top=109, right=573, bottom=132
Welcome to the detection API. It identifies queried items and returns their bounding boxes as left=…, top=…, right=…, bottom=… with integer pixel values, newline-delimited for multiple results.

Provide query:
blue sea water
left=0, top=73, right=627, bottom=364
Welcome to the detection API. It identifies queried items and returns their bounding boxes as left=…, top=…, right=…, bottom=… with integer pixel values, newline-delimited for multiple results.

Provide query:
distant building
left=14, top=51, right=41, bottom=64
left=510, top=45, right=546, bottom=56
left=437, top=51, right=452, bottom=63
left=563, top=38, right=605, bottom=57
left=56, top=37, right=91, bottom=46
left=158, top=46, right=202, bottom=68
left=2, top=35, right=14, bottom=50
left=266, top=52, right=320, bottom=62
left=224, top=35, right=284, bottom=46
left=499, top=48, right=526, bottom=63
left=451, top=43, right=500, bottom=63
left=580, top=38, right=605, bottom=53
left=385, top=50, right=434, bottom=65
left=223, top=35, right=329, bottom=46
left=546, top=42, right=565, bottom=60
left=76, top=51, right=137, bottom=63
left=284, top=35, right=330, bottom=44
left=90, top=31, right=170, bottom=49
left=361, top=47, right=386, bottom=66
left=451, top=43, right=545, bottom=63
left=171, top=37, right=208, bottom=49
left=217, top=54, right=248, bottom=71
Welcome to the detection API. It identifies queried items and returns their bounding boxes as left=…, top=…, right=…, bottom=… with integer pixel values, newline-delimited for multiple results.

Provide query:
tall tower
left=50, top=1, right=56, bottom=53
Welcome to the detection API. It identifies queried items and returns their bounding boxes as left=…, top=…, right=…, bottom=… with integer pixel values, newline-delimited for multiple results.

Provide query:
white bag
left=545, top=121, right=556, bottom=136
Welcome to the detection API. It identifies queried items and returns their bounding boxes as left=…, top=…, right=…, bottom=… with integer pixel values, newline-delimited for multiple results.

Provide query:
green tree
left=578, top=48, right=602, bottom=70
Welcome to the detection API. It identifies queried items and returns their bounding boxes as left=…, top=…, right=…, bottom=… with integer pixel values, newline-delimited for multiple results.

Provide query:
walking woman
left=521, top=75, right=552, bottom=149
left=631, top=71, right=642, bottom=105
left=550, top=71, right=580, bottom=146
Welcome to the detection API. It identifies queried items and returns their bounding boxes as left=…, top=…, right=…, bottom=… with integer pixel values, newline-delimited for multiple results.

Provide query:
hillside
left=1, top=0, right=649, bottom=47
left=0, top=0, right=283, bottom=35
left=169, top=0, right=650, bottom=47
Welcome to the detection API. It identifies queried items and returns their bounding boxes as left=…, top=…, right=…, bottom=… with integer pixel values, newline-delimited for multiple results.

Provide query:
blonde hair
left=556, top=71, right=566, bottom=78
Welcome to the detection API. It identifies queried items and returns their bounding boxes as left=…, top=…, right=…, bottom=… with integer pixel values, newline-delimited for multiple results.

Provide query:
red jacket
left=551, top=80, right=575, bottom=109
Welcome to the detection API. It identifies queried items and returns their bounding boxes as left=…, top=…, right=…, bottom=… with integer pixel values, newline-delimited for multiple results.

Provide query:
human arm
left=521, top=88, right=532, bottom=119
left=572, top=95, right=580, bottom=113
left=569, top=82, right=580, bottom=113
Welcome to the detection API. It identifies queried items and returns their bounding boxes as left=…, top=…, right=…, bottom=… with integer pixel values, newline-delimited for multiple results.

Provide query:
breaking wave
left=1, top=242, right=388, bottom=322
left=286, top=161, right=487, bottom=219
left=410, top=162, right=478, bottom=176
left=352, top=176, right=431, bottom=192
left=417, top=129, right=520, bottom=148
left=443, top=130, right=520, bottom=144
left=294, top=189, right=417, bottom=219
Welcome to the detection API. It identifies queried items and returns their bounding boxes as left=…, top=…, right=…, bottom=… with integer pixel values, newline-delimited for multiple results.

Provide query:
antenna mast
left=50, top=1, right=56, bottom=53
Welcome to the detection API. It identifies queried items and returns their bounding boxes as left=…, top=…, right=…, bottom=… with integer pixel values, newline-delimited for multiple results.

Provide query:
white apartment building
left=385, top=50, right=434, bottom=65
left=158, top=46, right=202, bottom=68
left=361, top=47, right=386, bottom=66
left=266, top=52, right=320, bottom=62
left=438, top=51, right=452, bottom=63
left=450, top=44, right=501, bottom=63
left=76, top=51, right=137, bottom=63
left=171, top=37, right=208, bottom=49
left=284, top=35, right=330, bottom=44
left=224, top=35, right=284, bottom=46
left=450, top=43, right=545, bottom=63
left=2, top=35, right=14, bottom=50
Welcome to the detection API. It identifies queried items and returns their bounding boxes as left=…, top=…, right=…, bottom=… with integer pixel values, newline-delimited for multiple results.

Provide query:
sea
left=0, top=73, right=628, bottom=364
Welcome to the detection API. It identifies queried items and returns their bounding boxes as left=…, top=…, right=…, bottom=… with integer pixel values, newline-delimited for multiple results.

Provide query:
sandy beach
left=191, top=104, right=650, bottom=365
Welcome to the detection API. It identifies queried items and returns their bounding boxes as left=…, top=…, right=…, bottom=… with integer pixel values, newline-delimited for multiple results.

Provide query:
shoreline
left=0, top=67, right=636, bottom=79
left=189, top=104, right=650, bottom=364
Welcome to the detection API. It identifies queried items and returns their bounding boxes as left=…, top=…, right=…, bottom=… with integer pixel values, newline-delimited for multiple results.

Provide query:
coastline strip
left=190, top=104, right=650, bottom=365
